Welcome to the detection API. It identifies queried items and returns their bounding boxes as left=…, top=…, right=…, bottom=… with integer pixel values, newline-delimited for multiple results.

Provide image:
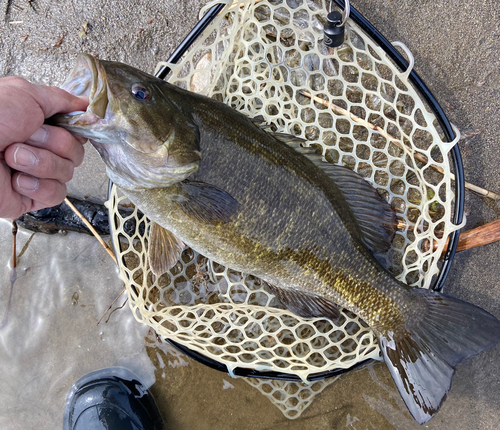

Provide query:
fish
left=50, top=53, right=500, bottom=424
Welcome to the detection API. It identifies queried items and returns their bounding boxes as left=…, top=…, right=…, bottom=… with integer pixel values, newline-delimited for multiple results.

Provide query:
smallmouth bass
left=51, top=54, right=500, bottom=424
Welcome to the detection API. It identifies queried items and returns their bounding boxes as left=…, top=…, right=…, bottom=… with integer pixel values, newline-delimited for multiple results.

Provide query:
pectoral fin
left=177, top=180, right=239, bottom=224
left=149, top=222, right=185, bottom=276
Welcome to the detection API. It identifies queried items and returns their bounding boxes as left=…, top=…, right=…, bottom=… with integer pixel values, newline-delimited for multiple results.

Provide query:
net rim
left=167, top=338, right=374, bottom=382
left=107, top=0, right=465, bottom=382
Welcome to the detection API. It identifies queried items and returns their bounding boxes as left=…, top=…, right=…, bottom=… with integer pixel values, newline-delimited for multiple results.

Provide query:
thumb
left=31, top=84, right=89, bottom=118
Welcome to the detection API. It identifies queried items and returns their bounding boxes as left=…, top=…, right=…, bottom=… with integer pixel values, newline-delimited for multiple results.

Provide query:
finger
left=25, top=125, right=85, bottom=167
left=5, top=144, right=75, bottom=183
left=0, top=77, right=45, bottom=148
left=0, top=77, right=88, bottom=149
left=20, top=194, right=59, bottom=214
left=12, top=172, right=67, bottom=209
left=31, top=84, right=89, bottom=118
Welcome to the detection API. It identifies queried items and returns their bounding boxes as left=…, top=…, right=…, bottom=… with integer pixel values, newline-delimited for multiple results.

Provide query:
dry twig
left=11, top=220, right=17, bottom=269
left=97, top=287, right=126, bottom=326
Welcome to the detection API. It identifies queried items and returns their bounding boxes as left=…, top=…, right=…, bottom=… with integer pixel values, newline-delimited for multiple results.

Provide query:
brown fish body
left=51, top=55, right=500, bottom=424
left=123, top=88, right=409, bottom=335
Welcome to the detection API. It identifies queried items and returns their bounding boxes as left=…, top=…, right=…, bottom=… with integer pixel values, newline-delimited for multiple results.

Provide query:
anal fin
left=266, top=283, right=340, bottom=320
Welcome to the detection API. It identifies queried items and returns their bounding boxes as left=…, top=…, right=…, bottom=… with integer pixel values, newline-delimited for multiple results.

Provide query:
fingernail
left=27, top=126, right=49, bottom=144
left=14, top=146, right=38, bottom=167
left=17, top=174, right=39, bottom=191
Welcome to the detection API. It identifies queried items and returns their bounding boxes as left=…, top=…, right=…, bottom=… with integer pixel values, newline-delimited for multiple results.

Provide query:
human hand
left=0, top=76, right=88, bottom=220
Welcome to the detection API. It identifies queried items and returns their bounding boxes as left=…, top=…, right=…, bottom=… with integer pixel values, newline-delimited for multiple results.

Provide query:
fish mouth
left=53, top=53, right=108, bottom=128
left=50, top=54, right=202, bottom=190
left=53, top=54, right=160, bottom=155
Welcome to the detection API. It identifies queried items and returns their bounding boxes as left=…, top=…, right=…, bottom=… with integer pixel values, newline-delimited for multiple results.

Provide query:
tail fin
left=379, top=289, right=500, bottom=424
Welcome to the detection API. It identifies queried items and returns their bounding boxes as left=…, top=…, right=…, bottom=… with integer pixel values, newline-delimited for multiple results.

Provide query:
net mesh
left=241, top=375, right=341, bottom=419
left=108, top=0, right=460, bottom=389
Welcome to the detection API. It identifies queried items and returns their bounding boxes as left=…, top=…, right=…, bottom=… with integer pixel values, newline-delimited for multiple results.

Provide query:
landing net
left=108, top=0, right=461, bottom=387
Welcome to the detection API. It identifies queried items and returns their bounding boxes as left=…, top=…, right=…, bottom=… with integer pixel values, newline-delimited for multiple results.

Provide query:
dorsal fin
left=252, top=118, right=396, bottom=252
left=323, top=165, right=396, bottom=253
left=251, top=116, right=307, bottom=149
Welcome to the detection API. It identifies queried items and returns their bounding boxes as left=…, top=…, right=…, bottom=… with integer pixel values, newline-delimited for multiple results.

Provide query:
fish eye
left=131, top=83, right=151, bottom=101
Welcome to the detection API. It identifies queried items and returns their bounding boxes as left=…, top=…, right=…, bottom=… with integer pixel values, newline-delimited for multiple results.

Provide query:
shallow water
left=0, top=222, right=152, bottom=428
left=0, top=231, right=494, bottom=430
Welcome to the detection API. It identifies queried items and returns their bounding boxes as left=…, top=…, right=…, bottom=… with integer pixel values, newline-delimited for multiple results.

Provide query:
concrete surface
left=0, top=1, right=499, bottom=429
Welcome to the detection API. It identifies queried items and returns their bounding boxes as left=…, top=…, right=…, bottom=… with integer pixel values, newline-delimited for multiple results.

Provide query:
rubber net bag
left=108, top=0, right=461, bottom=387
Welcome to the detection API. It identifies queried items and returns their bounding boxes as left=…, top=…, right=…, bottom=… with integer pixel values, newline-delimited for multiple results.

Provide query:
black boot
left=63, top=367, right=165, bottom=430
